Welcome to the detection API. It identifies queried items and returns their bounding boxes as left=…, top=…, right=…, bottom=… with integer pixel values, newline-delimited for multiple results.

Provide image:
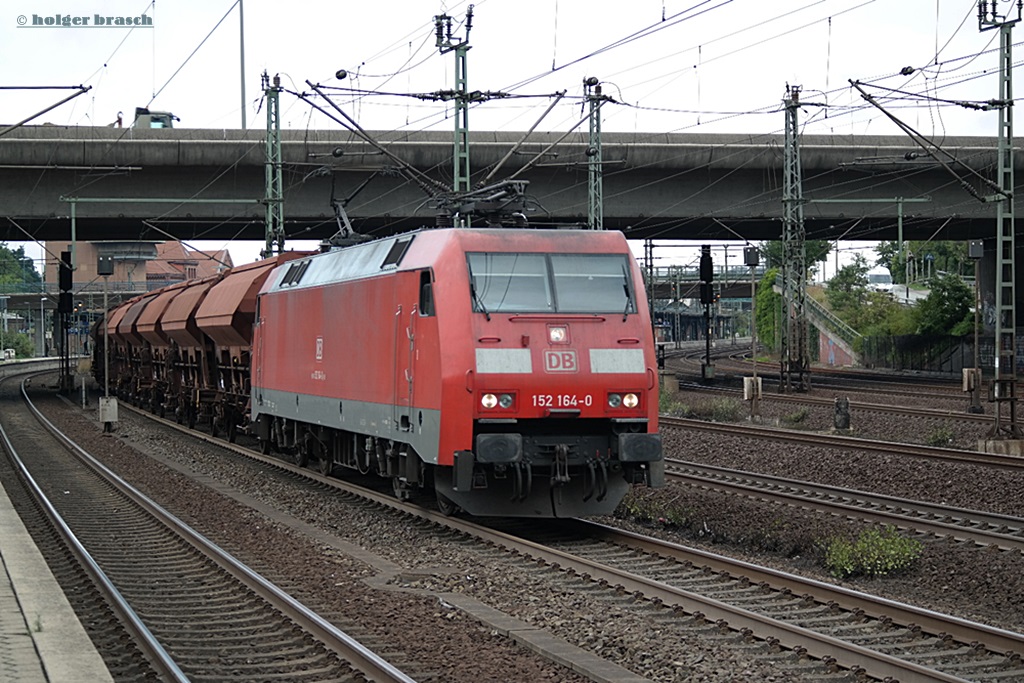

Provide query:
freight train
left=96, top=227, right=664, bottom=517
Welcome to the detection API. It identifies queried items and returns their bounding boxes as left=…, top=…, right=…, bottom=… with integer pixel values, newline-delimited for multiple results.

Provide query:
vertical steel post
left=644, top=239, right=655, bottom=337
left=979, top=1, right=1021, bottom=438
left=435, top=6, right=474, bottom=226
left=969, top=239, right=985, bottom=414
left=263, top=72, right=284, bottom=258
left=585, top=77, right=605, bottom=230
left=239, top=0, right=246, bottom=130
left=781, top=85, right=809, bottom=392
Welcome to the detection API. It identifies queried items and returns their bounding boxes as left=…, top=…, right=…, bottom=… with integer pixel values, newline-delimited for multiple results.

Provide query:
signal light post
left=98, top=256, right=117, bottom=433
left=699, top=245, right=714, bottom=381
left=745, top=246, right=761, bottom=421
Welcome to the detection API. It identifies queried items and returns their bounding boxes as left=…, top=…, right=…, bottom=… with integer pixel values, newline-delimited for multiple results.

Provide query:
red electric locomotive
left=251, top=227, right=664, bottom=517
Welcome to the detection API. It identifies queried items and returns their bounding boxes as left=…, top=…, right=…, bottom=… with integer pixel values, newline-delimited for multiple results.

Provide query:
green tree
left=825, top=254, right=870, bottom=315
left=755, top=267, right=781, bottom=352
left=0, top=332, right=35, bottom=358
left=852, top=291, right=916, bottom=338
left=758, top=240, right=832, bottom=277
left=0, top=243, right=41, bottom=289
left=876, top=240, right=968, bottom=285
left=914, top=273, right=973, bottom=336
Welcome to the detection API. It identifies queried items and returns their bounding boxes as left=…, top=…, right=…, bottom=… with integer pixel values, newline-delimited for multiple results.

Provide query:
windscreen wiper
left=621, top=264, right=633, bottom=322
left=467, top=262, right=491, bottom=321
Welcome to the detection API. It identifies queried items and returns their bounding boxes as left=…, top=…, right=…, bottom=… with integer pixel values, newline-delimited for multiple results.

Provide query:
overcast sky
left=3, top=0, right=1013, bottom=274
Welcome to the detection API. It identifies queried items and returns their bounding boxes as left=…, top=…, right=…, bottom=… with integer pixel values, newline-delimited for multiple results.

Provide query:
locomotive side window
left=466, top=252, right=634, bottom=314
left=419, top=270, right=435, bottom=316
left=550, top=254, right=635, bottom=314
left=467, top=253, right=553, bottom=313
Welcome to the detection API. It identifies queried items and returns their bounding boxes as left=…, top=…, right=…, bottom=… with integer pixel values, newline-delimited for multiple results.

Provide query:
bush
left=0, top=333, right=36, bottom=358
left=925, top=425, right=954, bottom=447
left=822, top=526, right=922, bottom=579
left=617, top=487, right=691, bottom=527
left=688, top=397, right=743, bottom=422
left=782, top=408, right=809, bottom=425
left=659, top=391, right=690, bottom=417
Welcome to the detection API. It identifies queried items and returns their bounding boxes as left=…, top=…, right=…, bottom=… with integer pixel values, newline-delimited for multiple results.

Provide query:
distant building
left=43, top=241, right=233, bottom=294
left=147, top=241, right=232, bottom=289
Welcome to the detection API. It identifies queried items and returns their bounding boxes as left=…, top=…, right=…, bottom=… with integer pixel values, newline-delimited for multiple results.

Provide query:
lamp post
left=40, top=297, right=46, bottom=356
left=0, top=296, right=8, bottom=358
left=744, top=246, right=761, bottom=422
left=968, top=240, right=985, bottom=414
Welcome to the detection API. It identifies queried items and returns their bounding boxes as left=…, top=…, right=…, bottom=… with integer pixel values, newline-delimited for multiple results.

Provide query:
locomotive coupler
left=552, top=444, right=570, bottom=485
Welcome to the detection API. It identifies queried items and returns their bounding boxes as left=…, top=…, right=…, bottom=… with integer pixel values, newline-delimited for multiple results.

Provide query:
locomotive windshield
left=467, top=252, right=637, bottom=314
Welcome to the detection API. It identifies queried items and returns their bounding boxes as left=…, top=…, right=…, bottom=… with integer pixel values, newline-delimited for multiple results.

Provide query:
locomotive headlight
left=623, top=393, right=640, bottom=409
left=608, top=393, right=622, bottom=408
left=481, top=393, right=499, bottom=409
left=548, top=325, right=567, bottom=343
left=498, top=393, right=514, bottom=409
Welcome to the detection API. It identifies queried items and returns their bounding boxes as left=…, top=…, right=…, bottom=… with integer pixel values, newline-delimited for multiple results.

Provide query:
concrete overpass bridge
left=0, top=126, right=1013, bottom=245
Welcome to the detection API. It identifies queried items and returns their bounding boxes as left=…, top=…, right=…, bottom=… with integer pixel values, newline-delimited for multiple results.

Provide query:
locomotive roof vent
left=381, top=236, right=415, bottom=270
left=280, top=260, right=311, bottom=287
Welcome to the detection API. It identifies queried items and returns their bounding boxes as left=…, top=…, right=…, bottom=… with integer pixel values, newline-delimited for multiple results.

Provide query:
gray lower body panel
left=252, top=387, right=441, bottom=464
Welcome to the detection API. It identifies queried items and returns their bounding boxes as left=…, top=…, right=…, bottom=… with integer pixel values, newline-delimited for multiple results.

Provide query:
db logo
left=544, top=349, right=577, bottom=373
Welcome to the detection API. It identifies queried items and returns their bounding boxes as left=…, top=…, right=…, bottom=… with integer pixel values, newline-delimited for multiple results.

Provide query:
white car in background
left=867, top=267, right=894, bottom=294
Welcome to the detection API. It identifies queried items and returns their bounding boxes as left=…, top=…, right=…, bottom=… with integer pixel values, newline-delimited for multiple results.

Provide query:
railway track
left=674, top=380, right=993, bottom=422
left=0, top=372, right=414, bottom=683
left=505, top=518, right=1024, bottom=683
left=665, top=342, right=970, bottom=400
left=661, top=415, right=1018, bottom=468
left=664, top=459, right=1024, bottom=552
left=95, top=384, right=1024, bottom=682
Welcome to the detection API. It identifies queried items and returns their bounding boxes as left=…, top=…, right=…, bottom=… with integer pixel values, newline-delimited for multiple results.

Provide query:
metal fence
left=859, top=334, right=1021, bottom=375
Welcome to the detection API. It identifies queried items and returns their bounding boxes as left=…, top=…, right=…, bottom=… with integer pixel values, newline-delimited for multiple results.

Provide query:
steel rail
left=0, top=377, right=187, bottom=682
left=662, top=415, right=1022, bottom=468
left=665, top=459, right=1024, bottom=551
left=21, top=378, right=416, bottom=683
left=573, top=519, right=1024, bottom=665
left=116, top=398, right=1023, bottom=682
left=674, top=380, right=995, bottom=423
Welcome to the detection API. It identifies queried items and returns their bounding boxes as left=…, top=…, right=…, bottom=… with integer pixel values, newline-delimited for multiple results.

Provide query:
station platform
left=0, top=477, right=113, bottom=683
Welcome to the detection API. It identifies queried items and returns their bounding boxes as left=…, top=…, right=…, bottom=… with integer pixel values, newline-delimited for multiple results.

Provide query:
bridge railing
left=0, top=281, right=166, bottom=296
left=772, top=274, right=862, bottom=347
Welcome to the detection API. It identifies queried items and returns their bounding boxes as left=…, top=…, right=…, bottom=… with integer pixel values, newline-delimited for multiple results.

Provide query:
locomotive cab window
left=468, top=253, right=552, bottom=313
left=466, top=252, right=635, bottom=314
left=550, top=254, right=636, bottom=314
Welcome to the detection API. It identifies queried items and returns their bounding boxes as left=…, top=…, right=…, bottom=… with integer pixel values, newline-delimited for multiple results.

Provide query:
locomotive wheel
left=392, top=477, right=412, bottom=502
left=187, top=412, right=197, bottom=430
left=259, top=438, right=271, bottom=455
left=227, top=421, right=237, bottom=443
left=293, top=444, right=310, bottom=469
left=318, top=451, right=333, bottom=477
left=436, top=491, right=459, bottom=516
left=210, top=418, right=220, bottom=438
